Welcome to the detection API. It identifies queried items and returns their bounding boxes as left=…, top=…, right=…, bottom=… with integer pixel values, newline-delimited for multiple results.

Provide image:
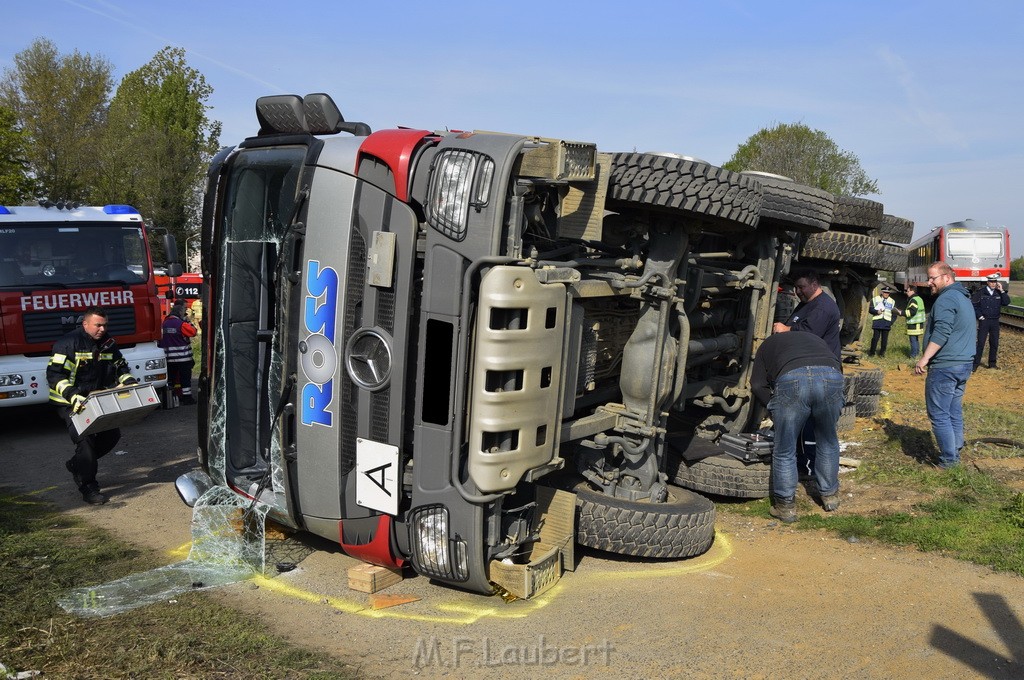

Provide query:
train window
left=947, top=234, right=1003, bottom=258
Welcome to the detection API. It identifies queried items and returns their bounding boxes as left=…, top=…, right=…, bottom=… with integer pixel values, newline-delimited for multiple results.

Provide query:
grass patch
left=728, top=467, right=1024, bottom=575
left=0, top=491, right=354, bottom=679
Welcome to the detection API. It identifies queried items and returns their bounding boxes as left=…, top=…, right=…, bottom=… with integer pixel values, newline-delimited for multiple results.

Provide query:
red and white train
left=905, top=219, right=1010, bottom=290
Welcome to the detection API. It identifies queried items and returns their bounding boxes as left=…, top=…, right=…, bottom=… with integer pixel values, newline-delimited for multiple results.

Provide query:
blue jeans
left=925, top=362, right=972, bottom=467
left=908, top=334, right=920, bottom=358
left=769, top=366, right=845, bottom=500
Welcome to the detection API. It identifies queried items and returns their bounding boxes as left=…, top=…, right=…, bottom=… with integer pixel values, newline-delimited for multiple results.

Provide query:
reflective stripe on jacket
left=904, top=295, right=925, bottom=336
left=159, top=314, right=197, bottom=364
left=871, top=295, right=895, bottom=322
left=46, top=327, right=133, bottom=405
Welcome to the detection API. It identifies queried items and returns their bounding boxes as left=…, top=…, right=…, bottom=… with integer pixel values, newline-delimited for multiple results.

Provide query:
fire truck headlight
left=426, top=150, right=494, bottom=242
left=0, top=374, right=24, bottom=386
left=145, top=358, right=167, bottom=370
left=409, top=505, right=469, bottom=582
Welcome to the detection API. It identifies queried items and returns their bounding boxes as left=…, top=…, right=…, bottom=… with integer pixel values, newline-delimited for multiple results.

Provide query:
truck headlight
left=145, top=358, right=166, bottom=370
left=0, top=374, right=24, bottom=386
left=409, top=505, right=469, bottom=582
left=426, top=149, right=494, bottom=242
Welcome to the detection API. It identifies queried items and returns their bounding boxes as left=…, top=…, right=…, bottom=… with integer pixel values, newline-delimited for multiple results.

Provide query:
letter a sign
left=355, top=438, right=399, bottom=515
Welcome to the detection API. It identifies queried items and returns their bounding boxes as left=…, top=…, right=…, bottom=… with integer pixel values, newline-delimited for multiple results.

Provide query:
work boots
left=65, top=459, right=83, bottom=488
left=81, top=485, right=108, bottom=505
left=769, top=497, right=797, bottom=523
left=821, top=493, right=841, bottom=512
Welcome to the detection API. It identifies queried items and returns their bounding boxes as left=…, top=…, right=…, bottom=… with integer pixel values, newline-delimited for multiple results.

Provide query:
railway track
left=1001, top=305, right=1024, bottom=331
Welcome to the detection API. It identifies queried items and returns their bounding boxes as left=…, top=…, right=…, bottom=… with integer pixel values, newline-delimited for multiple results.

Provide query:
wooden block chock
left=347, top=563, right=403, bottom=593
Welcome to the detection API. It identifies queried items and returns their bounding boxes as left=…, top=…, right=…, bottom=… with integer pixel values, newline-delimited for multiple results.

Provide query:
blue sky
left=4, top=0, right=1023, bottom=254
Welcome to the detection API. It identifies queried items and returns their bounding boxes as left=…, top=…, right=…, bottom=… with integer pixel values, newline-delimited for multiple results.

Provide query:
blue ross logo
left=300, top=260, right=339, bottom=427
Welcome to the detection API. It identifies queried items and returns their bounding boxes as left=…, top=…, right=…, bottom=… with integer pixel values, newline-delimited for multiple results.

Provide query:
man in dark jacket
left=47, top=306, right=138, bottom=504
left=972, top=273, right=1011, bottom=371
left=771, top=268, right=842, bottom=481
left=751, top=331, right=845, bottom=522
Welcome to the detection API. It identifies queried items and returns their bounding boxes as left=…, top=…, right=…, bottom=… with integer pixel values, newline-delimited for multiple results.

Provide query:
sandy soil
left=3, top=332, right=1024, bottom=678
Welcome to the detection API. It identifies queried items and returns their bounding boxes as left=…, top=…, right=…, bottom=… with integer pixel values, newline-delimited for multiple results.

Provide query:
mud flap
left=488, top=487, right=575, bottom=599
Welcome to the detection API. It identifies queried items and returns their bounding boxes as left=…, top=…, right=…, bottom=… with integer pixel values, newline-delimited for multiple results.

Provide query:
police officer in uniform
left=47, top=306, right=139, bottom=504
left=972, top=273, right=1011, bottom=370
left=868, top=286, right=900, bottom=357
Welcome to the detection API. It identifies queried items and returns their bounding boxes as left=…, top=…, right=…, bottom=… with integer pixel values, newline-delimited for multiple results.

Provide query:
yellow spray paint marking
left=167, top=532, right=735, bottom=624
left=575, top=531, right=733, bottom=582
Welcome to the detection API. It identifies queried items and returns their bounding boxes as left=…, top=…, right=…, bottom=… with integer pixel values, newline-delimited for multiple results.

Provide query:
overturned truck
left=176, top=93, right=905, bottom=596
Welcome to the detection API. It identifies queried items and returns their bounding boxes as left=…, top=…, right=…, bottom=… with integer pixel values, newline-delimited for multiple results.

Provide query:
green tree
left=96, top=46, right=221, bottom=252
left=1010, top=255, right=1024, bottom=282
left=0, top=38, right=112, bottom=201
left=723, top=122, right=879, bottom=197
left=0, top=106, right=35, bottom=204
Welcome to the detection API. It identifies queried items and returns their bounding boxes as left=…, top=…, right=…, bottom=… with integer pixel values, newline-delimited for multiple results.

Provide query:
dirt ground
left=3, top=333, right=1024, bottom=678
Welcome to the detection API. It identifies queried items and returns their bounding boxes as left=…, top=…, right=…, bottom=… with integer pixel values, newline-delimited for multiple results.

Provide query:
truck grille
left=340, top=232, right=366, bottom=476
left=24, top=306, right=136, bottom=344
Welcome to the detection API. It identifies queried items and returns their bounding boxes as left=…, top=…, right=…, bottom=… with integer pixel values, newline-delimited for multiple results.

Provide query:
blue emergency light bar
left=0, top=206, right=11, bottom=215
left=103, top=204, right=140, bottom=215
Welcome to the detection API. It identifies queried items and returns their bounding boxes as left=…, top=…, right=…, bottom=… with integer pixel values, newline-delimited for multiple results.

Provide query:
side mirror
left=167, top=263, right=184, bottom=277
left=163, top=234, right=180, bottom=265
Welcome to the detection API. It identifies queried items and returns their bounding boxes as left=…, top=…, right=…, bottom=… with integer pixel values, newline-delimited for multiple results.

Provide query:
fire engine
left=0, top=203, right=175, bottom=406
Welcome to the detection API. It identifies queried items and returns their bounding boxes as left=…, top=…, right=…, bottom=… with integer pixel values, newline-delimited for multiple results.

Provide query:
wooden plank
left=347, top=564, right=403, bottom=593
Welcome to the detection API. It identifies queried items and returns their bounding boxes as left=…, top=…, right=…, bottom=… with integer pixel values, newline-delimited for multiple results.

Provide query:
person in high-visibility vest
left=904, top=287, right=926, bottom=359
left=868, top=286, right=901, bottom=358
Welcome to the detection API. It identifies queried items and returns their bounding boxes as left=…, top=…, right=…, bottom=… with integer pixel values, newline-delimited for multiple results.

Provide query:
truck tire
left=608, top=153, right=762, bottom=230
left=850, top=367, right=883, bottom=395
left=668, top=453, right=770, bottom=499
left=832, top=195, right=883, bottom=233
left=574, top=482, right=715, bottom=558
left=880, top=214, right=915, bottom=244
left=740, top=171, right=834, bottom=232
left=800, top=230, right=877, bottom=267
left=838, top=404, right=857, bottom=432
left=854, top=393, right=881, bottom=417
left=872, top=243, right=909, bottom=272
left=775, top=285, right=799, bottom=322
left=837, top=280, right=870, bottom=347
left=844, top=372, right=857, bottom=403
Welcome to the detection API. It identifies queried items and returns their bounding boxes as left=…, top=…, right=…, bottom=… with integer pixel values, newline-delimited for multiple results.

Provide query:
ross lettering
left=301, top=381, right=334, bottom=426
left=300, top=260, right=339, bottom=427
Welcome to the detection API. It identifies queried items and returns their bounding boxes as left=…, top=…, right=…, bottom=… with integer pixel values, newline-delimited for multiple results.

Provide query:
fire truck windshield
left=0, top=224, right=148, bottom=288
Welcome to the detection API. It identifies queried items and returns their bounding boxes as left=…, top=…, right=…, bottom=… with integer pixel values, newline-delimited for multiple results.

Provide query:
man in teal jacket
left=913, top=262, right=975, bottom=468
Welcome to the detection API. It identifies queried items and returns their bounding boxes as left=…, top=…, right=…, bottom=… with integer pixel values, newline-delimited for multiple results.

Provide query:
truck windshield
left=0, top=224, right=148, bottom=287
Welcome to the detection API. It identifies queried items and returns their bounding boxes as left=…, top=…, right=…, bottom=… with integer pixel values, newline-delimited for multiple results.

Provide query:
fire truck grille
left=24, top=306, right=136, bottom=344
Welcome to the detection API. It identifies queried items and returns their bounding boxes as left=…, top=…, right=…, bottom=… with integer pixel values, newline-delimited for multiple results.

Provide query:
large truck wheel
left=832, top=195, right=884, bottom=233
left=607, top=153, right=762, bottom=230
left=880, top=214, right=915, bottom=244
left=872, top=243, right=909, bottom=272
left=740, top=171, right=835, bottom=232
left=668, top=453, right=770, bottom=499
left=574, top=482, right=715, bottom=558
left=850, top=367, right=884, bottom=395
left=800, top=230, right=877, bottom=267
